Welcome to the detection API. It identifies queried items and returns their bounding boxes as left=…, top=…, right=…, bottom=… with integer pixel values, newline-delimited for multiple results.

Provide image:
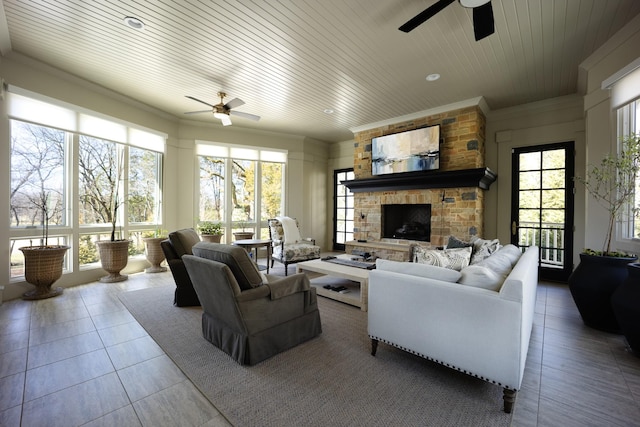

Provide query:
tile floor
left=1, top=261, right=640, bottom=426
left=0, top=271, right=230, bottom=427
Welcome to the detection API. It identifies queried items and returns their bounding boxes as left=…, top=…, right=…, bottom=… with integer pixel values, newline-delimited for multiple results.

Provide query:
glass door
left=333, top=169, right=354, bottom=251
left=511, top=142, right=575, bottom=282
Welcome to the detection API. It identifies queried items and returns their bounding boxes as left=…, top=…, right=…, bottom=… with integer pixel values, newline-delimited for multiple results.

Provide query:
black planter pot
left=568, top=253, right=637, bottom=333
left=611, top=263, right=640, bottom=356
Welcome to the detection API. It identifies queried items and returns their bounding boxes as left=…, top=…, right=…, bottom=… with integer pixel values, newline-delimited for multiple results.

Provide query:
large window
left=10, top=122, right=67, bottom=229
left=197, top=143, right=286, bottom=242
left=8, top=90, right=165, bottom=280
left=617, top=98, right=640, bottom=240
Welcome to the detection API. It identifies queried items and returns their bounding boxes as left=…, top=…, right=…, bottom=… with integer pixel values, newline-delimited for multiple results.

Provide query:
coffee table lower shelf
left=296, top=257, right=370, bottom=311
left=310, top=276, right=363, bottom=309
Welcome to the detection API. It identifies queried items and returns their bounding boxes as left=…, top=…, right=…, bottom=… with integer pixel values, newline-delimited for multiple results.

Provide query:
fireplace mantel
left=342, top=167, right=497, bottom=193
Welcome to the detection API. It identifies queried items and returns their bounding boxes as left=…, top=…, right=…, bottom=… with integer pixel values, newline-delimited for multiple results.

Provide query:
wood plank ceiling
left=1, top=0, right=639, bottom=142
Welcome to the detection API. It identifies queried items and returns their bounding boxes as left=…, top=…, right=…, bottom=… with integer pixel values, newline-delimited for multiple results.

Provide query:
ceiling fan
left=184, top=92, right=261, bottom=126
left=399, top=0, right=494, bottom=41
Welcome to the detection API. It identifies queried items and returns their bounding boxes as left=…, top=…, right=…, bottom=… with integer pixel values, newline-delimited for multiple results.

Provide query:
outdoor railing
left=519, top=221, right=565, bottom=267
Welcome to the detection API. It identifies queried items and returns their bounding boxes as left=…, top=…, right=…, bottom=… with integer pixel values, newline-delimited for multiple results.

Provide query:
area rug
left=119, top=285, right=512, bottom=427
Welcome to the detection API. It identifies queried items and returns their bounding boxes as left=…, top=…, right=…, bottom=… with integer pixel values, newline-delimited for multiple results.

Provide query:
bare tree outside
left=129, top=147, right=160, bottom=224
left=199, top=156, right=225, bottom=221
left=10, top=121, right=65, bottom=229
left=78, top=135, right=119, bottom=226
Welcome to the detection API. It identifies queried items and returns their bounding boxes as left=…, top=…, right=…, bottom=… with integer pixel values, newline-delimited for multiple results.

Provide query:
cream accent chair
left=268, top=217, right=321, bottom=275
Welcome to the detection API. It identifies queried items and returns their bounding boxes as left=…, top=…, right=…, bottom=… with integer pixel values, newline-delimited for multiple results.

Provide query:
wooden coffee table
left=296, top=255, right=372, bottom=311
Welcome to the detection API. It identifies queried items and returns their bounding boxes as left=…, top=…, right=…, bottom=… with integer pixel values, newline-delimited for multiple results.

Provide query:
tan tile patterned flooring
left=1, top=258, right=639, bottom=426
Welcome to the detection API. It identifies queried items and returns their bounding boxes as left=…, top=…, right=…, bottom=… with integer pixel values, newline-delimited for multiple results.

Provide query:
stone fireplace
left=345, top=103, right=492, bottom=259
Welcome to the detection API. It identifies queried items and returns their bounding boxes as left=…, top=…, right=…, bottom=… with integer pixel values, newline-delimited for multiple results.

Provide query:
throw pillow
left=413, top=246, right=472, bottom=271
left=376, top=258, right=462, bottom=282
left=469, top=237, right=501, bottom=264
left=447, top=235, right=473, bottom=249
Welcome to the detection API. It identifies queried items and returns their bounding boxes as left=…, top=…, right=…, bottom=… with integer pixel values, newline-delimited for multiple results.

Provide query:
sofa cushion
left=413, top=246, right=472, bottom=271
left=458, top=265, right=504, bottom=291
left=376, top=258, right=462, bottom=282
left=192, top=242, right=263, bottom=290
left=458, top=244, right=523, bottom=291
left=469, top=237, right=501, bottom=264
left=495, top=244, right=523, bottom=267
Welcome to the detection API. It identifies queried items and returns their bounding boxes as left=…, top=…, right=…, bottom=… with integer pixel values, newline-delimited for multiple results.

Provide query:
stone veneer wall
left=353, top=105, right=486, bottom=248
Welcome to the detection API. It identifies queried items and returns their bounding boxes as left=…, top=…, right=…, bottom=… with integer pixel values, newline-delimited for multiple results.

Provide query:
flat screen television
left=371, top=124, right=440, bottom=176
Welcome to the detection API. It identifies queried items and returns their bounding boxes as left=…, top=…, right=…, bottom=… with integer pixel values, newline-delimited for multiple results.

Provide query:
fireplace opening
left=382, top=204, right=431, bottom=242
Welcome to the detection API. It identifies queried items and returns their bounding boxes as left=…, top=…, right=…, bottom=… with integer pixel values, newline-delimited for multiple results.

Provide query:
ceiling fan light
left=459, top=0, right=490, bottom=8
left=214, top=112, right=232, bottom=126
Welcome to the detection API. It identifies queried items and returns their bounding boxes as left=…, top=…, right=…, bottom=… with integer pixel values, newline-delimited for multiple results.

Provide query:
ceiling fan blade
left=224, top=97, right=245, bottom=110
left=219, top=114, right=232, bottom=126
left=184, top=109, right=212, bottom=115
left=230, top=110, right=261, bottom=122
left=472, top=1, right=494, bottom=41
left=399, top=0, right=455, bottom=33
left=185, top=95, right=216, bottom=108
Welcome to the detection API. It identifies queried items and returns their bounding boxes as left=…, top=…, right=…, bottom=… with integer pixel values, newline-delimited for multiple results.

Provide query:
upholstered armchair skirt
left=268, top=218, right=321, bottom=275
left=183, top=242, right=322, bottom=365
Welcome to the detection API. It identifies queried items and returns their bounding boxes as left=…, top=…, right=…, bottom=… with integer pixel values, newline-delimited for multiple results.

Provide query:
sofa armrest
left=236, top=285, right=271, bottom=302
left=235, top=273, right=311, bottom=302
left=265, top=273, right=310, bottom=299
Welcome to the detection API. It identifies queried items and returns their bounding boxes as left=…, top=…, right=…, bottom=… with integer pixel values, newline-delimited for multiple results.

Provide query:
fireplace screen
left=382, top=204, right=431, bottom=241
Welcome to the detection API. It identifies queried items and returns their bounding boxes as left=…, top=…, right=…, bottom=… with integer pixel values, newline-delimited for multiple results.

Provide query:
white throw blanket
left=276, top=216, right=302, bottom=244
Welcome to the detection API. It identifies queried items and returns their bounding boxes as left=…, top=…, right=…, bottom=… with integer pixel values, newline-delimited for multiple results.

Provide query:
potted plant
left=95, top=150, right=131, bottom=283
left=569, top=133, right=640, bottom=332
left=233, top=219, right=255, bottom=241
left=197, top=221, right=224, bottom=243
left=142, top=228, right=168, bottom=273
left=19, top=192, right=70, bottom=300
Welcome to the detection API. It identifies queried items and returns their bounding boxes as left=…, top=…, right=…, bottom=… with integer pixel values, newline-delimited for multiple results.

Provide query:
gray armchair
left=183, top=241, right=322, bottom=365
left=161, top=228, right=201, bottom=307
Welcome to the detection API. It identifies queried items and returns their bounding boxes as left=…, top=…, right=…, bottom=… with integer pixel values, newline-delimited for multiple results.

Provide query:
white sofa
left=367, top=245, right=539, bottom=413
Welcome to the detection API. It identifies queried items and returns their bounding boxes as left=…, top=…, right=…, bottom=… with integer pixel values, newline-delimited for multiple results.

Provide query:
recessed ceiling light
left=124, top=16, right=145, bottom=30
left=323, top=108, right=334, bottom=114
left=426, top=73, right=440, bottom=82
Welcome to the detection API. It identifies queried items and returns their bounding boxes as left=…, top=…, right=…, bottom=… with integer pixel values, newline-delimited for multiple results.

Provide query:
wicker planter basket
left=96, top=240, right=131, bottom=282
left=19, top=245, right=70, bottom=300
left=143, top=237, right=167, bottom=273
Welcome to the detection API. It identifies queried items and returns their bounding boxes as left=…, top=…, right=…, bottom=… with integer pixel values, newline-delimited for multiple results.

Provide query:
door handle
left=511, top=221, right=517, bottom=236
